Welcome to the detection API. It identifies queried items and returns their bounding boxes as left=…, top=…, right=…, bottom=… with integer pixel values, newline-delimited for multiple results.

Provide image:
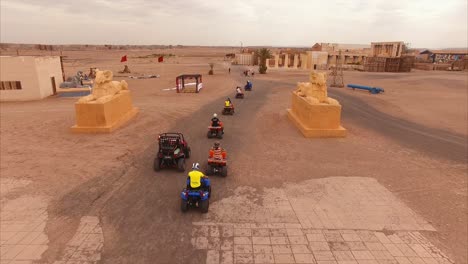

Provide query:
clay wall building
left=371, top=41, right=404, bottom=57
left=0, top=56, right=63, bottom=101
left=234, top=53, right=255, bottom=65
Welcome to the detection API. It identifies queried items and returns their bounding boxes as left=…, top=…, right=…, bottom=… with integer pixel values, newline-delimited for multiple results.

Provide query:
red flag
left=158, top=56, right=163, bottom=63
left=121, top=55, right=127, bottom=62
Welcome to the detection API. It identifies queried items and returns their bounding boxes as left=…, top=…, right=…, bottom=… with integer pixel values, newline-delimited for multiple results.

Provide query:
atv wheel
left=185, top=147, right=191, bottom=159
left=177, top=158, right=186, bottom=172
left=153, top=158, right=161, bottom=172
left=180, top=199, right=188, bottom=212
left=199, top=199, right=209, bottom=213
left=207, top=131, right=212, bottom=138
left=221, top=166, right=228, bottom=177
left=217, top=132, right=223, bottom=139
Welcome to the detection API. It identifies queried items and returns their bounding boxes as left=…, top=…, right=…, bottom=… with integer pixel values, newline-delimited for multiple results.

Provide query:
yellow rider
left=188, top=163, right=206, bottom=188
left=224, top=98, right=232, bottom=107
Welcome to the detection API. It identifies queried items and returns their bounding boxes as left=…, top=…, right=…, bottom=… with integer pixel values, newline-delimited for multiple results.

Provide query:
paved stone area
left=0, top=179, right=49, bottom=264
left=1, top=179, right=103, bottom=264
left=53, top=216, right=104, bottom=264
left=191, top=177, right=453, bottom=264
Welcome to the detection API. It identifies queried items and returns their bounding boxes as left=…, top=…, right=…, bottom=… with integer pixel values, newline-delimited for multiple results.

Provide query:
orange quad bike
left=206, top=149, right=227, bottom=177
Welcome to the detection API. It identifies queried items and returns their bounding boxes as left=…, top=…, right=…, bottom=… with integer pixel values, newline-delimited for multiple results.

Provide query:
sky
left=1, top=0, right=467, bottom=49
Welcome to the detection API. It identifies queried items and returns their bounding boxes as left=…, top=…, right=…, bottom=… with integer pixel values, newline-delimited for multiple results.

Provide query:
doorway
left=50, top=77, right=57, bottom=95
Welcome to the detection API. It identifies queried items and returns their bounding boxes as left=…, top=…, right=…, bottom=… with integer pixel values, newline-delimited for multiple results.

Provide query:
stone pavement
left=0, top=178, right=49, bottom=264
left=191, top=177, right=454, bottom=264
left=1, top=178, right=103, bottom=264
left=53, top=216, right=104, bottom=264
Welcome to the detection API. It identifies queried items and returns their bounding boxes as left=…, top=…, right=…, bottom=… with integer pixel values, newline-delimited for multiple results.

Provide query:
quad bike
left=180, top=178, right=211, bottom=213
left=154, top=133, right=191, bottom=172
left=244, top=81, right=252, bottom=91
left=206, top=150, right=227, bottom=177
left=235, top=87, right=244, bottom=99
left=222, top=105, right=235, bottom=115
left=207, top=125, right=223, bottom=139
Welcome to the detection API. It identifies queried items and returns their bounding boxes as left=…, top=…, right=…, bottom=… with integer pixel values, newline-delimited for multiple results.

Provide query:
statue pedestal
left=71, top=90, right=138, bottom=133
left=287, top=92, right=346, bottom=138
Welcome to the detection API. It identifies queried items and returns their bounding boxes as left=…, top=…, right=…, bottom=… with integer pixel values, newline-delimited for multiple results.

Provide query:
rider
left=236, top=86, right=243, bottom=95
left=247, top=80, right=252, bottom=87
left=209, top=141, right=227, bottom=160
left=211, top=113, right=224, bottom=134
left=224, top=98, right=232, bottom=107
left=187, top=163, right=208, bottom=190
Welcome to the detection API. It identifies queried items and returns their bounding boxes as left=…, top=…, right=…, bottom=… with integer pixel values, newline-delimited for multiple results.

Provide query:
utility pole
left=330, top=50, right=344, bottom=88
left=240, top=42, right=243, bottom=53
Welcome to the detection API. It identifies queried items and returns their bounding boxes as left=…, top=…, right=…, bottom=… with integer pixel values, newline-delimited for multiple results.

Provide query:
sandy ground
left=266, top=68, right=468, bottom=136
left=0, top=49, right=466, bottom=264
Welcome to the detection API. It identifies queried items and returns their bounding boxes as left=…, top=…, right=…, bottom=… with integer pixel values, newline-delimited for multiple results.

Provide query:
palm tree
left=255, top=48, right=272, bottom=74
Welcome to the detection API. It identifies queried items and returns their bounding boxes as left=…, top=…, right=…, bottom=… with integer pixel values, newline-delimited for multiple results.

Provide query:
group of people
left=186, top=79, right=254, bottom=191
left=186, top=113, right=229, bottom=190
left=243, top=69, right=255, bottom=77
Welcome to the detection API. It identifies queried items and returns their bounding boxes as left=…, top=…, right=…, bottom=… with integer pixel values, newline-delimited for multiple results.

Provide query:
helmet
left=192, top=163, right=200, bottom=170
left=213, top=113, right=217, bottom=118
left=214, top=141, right=220, bottom=148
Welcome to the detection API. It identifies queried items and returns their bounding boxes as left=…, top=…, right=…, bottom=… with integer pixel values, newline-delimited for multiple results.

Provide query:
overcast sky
left=1, top=0, right=467, bottom=48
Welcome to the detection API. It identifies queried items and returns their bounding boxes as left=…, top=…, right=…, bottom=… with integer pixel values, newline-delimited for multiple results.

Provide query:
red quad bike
left=222, top=105, right=235, bottom=115
left=206, top=150, right=228, bottom=177
left=154, top=133, right=191, bottom=172
left=207, top=124, right=223, bottom=139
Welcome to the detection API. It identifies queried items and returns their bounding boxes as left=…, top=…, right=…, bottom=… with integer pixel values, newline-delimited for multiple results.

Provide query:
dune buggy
left=154, top=133, right=191, bottom=172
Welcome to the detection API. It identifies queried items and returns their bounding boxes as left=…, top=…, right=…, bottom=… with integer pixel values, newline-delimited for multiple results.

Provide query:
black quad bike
left=154, top=133, right=191, bottom=172
left=207, top=126, right=223, bottom=139
left=222, top=105, right=235, bottom=115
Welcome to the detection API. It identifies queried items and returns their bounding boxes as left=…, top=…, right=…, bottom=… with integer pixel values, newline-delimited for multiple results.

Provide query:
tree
left=255, top=48, right=272, bottom=74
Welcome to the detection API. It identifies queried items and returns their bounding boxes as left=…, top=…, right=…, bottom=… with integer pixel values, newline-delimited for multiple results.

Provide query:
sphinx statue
left=78, top=70, right=128, bottom=104
left=294, top=71, right=339, bottom=105
left=72, top=70, right=138, bottom=133
left=287, top=70, right=346, bottom=137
